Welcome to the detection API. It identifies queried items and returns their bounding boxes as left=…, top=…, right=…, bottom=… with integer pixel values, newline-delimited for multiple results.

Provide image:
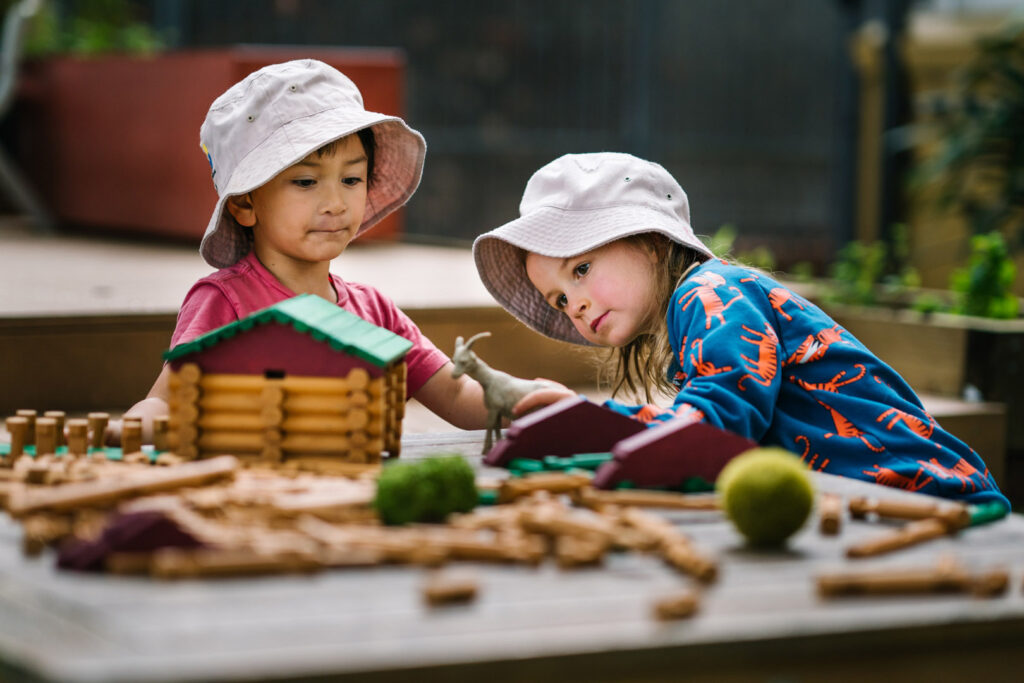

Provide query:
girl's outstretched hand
left=512, top=381, right=576, bottom=417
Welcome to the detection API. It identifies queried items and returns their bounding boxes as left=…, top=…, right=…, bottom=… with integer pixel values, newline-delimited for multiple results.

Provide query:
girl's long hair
left=602, top=234, right=707, bottom=403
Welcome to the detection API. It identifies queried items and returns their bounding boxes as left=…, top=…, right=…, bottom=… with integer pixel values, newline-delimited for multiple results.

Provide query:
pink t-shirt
left=170, top=252, right=449, bottom=397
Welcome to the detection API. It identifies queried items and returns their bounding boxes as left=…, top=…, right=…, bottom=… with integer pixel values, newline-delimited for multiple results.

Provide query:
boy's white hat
left=198, top=59, right=426, bottom=268
left=473, top=152, right=714, bottom=345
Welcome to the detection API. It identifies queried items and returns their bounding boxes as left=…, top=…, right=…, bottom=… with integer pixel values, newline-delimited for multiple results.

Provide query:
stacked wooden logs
left=167, top=362, right=405, bottom=463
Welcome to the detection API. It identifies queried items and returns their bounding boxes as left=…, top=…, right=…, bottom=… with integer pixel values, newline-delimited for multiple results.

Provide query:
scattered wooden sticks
left=818, top=556, right=1009, bottom=598
left=848, top=496, right=970, bottom=530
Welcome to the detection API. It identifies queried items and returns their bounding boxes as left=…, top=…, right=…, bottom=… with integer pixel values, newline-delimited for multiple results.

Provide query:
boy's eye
left=342, top=176, right=364, bottom=186
left=292, top=178, right=316, bottom=188
left=555, top=294, right=568, bottom=309
left=574, top=262, right=590, bottom=277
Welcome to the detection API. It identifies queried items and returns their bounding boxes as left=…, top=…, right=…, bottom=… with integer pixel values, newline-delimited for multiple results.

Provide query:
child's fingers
left=512, top=387, right=576, bottom=416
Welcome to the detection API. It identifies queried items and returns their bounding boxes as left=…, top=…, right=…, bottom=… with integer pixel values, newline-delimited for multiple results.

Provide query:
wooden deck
left=0, top=431, right=1022, bottom=682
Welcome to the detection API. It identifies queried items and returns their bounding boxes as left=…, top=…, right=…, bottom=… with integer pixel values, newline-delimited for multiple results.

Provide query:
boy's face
left=526, top=239, right=661, bottom=347
left=228, top=134, right=368, bottom=266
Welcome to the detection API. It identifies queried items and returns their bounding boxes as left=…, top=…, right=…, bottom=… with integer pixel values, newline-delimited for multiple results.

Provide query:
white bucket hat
left=198, top=59, right=426, bottom=268
left=473, top=152, right=714, bottom=345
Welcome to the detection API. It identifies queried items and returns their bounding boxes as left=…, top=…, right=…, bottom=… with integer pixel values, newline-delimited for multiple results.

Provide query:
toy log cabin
left=163, top=294, right=412, bottom=463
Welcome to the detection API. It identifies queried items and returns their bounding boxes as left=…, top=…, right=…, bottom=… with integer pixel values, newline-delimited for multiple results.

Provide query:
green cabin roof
left=163, top=294, right=413, bottom=367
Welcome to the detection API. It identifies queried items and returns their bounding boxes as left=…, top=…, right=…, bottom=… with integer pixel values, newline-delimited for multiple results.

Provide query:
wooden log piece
left=281, top=375, right=352, bottom=395
left=196, top=431, right=264, bottom=453
left=5, top=416, right=29, bottom=460
left=34, top=417, right=57, bottom=456
left=282, top=395, right=348, bottom=415
left=121, top=420, right=143, bottom=457
left=281, top=434, right=350, bottom=456
left=818, top=559, right=1009, bottom=598
left=422, top=571, right=479, bottom=606
left=43, top=411, right=66, bottom=448
left=653, top=590, right=700, bottom=620
left=66, top=419, right=89, bottom=456
left=199, top=392, right=264, bottom=412
left=16, top=410, right=37, bottom=445
left=577, top=488, right=719, bottom=511
left=848, top=496, right=970, bottom=530
left=281, top=415, right=350, bottom=434
left=152, top=547, right=323, bottom=579
left=6, top=455, right=240, bottom=516
left=846, top=517, right=952, bottom=558
left=197, top=413, right=265, bottom=432
left=819, top=493, right=842, bottom=535
left=178, top=363, right=202, bottom=384
left=153, top=417, right=169, bottom=452
left=497, top=473, right=592, bottom=503
left=346, top=367, right=370, bottom=391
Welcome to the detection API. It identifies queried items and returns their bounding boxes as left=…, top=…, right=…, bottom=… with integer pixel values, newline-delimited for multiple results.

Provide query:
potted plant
left=12, top=1, right=409, bottom=241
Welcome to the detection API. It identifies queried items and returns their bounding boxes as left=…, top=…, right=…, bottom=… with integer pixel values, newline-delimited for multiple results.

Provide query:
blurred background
left=2, top=0, right=1024, bottom=495
left=2, top=0, right=1020, bottom=273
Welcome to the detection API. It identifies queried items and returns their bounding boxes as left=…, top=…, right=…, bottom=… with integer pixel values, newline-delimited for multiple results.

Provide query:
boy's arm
left=414, top=363, right=573, bottom=430
left=413, top=362, right=491, bottom=430
left=108, top=364, right=173, bottom=445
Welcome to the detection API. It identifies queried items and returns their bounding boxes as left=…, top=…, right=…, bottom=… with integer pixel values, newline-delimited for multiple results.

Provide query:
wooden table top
left=1, top=430, right=1023, bottom=683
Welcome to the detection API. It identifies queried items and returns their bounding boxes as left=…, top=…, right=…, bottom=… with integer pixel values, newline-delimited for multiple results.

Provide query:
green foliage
left=914, top=19, right=1024, bottom=247
left=24, top=0, right=164, bottom=57
left=950, top=231, right=1019, bottom=318
left=707, top=224, right=776, bottom=271
left=825, top=225, right=922, bottom=307
left=374, top=454, right=477, bottom=526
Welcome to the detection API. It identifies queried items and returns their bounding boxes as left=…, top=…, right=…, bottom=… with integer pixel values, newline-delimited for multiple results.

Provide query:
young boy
left=120, top=59, right=532, bottom=442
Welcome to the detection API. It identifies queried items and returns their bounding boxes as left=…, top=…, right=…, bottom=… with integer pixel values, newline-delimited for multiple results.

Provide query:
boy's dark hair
left=233, top=127, right=377, bottom=247
left=316, top=127, right=376, bottom=186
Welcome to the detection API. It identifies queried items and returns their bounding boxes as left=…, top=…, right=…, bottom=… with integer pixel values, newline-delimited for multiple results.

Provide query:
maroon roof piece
left=592, top=418, right=757, bottom=490
left=484, top=396, right=646, bottom=467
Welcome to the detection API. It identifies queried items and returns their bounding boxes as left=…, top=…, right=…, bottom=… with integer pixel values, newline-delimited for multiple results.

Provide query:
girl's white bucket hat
left=198, top=59, right=426, bottom=269
left=473, top=152, right=714, bottom=345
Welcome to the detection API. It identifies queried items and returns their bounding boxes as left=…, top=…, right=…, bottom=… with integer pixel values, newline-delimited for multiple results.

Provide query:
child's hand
left=512, top=381, right=576, bottom=417
left=104, top=418, right=123, bottom=448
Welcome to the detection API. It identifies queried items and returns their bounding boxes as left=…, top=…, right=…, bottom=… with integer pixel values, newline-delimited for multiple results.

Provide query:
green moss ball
left=374, top=454, right=477, bottom=526
left=717, top=447, right=814, bottom=548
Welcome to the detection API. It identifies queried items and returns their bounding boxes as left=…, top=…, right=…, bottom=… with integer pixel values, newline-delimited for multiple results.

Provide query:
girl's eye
left=343, top=176, right=364, bottom=186
left=574, top=262, right=590, bottom=277
left=293, top=178, right=316, bottom=188
left=555, top=294, right=568, bottom=310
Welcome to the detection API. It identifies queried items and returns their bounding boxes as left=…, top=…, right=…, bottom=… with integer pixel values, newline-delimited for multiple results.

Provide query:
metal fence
left=149, top=0, right=853, bottom=266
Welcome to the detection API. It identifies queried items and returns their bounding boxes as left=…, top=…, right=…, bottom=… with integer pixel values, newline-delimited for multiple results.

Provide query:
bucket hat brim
left=200, top=109, right=425, bottom=269
left=473, top=204, right=715, bottom=346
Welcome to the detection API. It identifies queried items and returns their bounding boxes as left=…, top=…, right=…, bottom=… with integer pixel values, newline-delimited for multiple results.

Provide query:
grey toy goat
left=451, top=332, right=555, bottom=453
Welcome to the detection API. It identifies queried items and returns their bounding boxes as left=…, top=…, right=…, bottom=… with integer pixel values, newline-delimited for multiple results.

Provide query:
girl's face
left=228, top=134, right=368, bottom=267
left=525, top=239, right=662, bottom=347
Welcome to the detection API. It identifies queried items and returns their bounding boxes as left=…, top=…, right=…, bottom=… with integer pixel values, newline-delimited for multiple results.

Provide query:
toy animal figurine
left=451, top=332, right=555, bottom=453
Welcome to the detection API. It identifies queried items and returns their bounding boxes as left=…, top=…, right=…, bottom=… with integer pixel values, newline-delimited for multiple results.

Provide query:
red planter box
left=16, top=46, right=408, bottom=242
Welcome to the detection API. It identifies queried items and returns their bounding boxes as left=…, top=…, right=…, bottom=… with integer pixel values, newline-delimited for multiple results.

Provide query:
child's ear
left=226, top=194, right=256, bottom=227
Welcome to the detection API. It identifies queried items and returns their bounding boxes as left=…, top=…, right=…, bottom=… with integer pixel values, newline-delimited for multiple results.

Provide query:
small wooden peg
left=34, top=417, right=57, bottom=456
left=819, top=493, right=842, bottom=535
left=16, top=410, right=37, bottom=445
left=43, top=411, right=66, bottom=448
left=121, top=420, right=143, bottom=458
left=5, top=416, right=29, bottom=460
left=653, top=589, right=700, bottom=620
left=846, top=517, right=950, bottom=558
left=87, top=412, right=110, bottom=449
left=153, top=416, right=169, bottom=453
left=66, top=419, right=89, bottom=456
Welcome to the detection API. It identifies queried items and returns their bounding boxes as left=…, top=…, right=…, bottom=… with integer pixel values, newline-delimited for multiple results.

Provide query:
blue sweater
left=603, top=260, right=1009, bottom=508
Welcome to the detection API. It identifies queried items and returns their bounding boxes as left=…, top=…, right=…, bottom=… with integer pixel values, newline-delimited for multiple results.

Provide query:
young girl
left=473, top=152, right=1010, bottom=508
left=120, top=59, right=501, bottom=441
